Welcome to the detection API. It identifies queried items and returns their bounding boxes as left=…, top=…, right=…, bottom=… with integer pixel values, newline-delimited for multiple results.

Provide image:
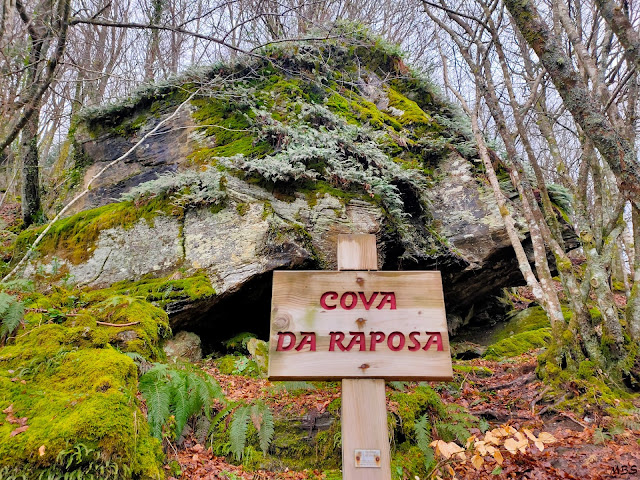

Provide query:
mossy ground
left=0, top=271, right=217, bottom=478
left=0, top=286, right=171, bottom=477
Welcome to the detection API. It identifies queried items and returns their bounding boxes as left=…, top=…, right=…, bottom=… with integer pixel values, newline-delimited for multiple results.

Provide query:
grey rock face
left=27, top=103, right=535, bottom=336
left=163, top=331, right=203, bottom=362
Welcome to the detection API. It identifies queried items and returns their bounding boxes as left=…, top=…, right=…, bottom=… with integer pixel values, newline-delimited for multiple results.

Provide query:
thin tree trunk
left=504, top=0, right=640, bottom=211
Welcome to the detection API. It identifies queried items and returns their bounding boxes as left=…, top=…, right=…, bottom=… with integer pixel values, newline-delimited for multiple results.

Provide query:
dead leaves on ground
left=2, top=404, right=29, bottom=437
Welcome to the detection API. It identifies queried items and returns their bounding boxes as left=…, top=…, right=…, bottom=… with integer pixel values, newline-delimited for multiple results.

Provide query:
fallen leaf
left=10, top=425, right=28, bottom=437
left=471, top=453, right=484, bottom=469
left=504, top=437, right=528, bottom=454
left=493, top=449, right=504, bottom=465
left=537, top=432, right=557, bottom=444
left=2, top=404, right=13, bottom=414
left=38, top=445, right=45, bottom=456
left=431, top=440, right=466, bottom=460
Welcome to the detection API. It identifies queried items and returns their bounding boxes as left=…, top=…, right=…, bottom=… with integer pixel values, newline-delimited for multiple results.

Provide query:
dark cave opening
left=187, top=272, right=275, bottom=356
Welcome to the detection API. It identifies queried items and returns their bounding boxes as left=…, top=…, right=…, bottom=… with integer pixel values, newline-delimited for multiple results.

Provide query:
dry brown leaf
left=38, top=445, right=45, bottom=456
left=471, top=453, right=484, bottom=469
left=493, top=449, right=504, bottom=465
left=431, top=440, right=465, bottom=460
left=10, top=425, right=28, bottom=437
left=537, top=432, right=557, bottom=444
left=484, top=431, right=501, bottom=445
left=504, top=437, right=528, bottom=454
left=2, top=404, right=13, bottom=414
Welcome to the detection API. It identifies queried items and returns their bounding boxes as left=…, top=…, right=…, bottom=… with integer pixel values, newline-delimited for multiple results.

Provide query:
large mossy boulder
left=0, top=286, right=177, bottom=478
left=11, top=27, right=528, bottom=335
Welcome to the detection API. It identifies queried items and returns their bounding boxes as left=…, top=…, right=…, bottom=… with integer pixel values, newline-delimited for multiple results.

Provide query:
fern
left=229, top=405, right=251, bottom=460
left=388, top=381, right=407, bottom=391
left=414, top=413, right=432, bottom=453
left=251, top=401, right=275, bottom=455
left=139, top=363, right=225, bottom=440
left=170, top=372, right=191, bottom=438
left=0, top=292, right=24, bottom=341
left=435, top=420, right=471, bottom=444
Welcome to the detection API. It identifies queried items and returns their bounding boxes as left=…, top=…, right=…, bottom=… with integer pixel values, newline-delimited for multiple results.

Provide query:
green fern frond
left=230, top=405, right=251, bottom=460
left=435, top=421, right=470, bottom=444
left=209, top=404, right=235, bottom=436
left=141, top=381, right=172, bottom=439
left=252, top=402, right=275, bottom=454
left=414, top=413, right=432, bottom=453
left=388, top=381, right=407, bottom=391
left=123, top=352, right=145, bottom=363
left=171, top=372, right=191, bottom=439
left=0, top=292, right=23, bottom=340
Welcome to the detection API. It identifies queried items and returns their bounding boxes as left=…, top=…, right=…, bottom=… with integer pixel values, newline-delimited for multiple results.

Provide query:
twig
left=480, top=372, right=535, bottom=391
left=531, top=385, right=551, bottom=413
left=538, top=394, right=567, bottom=416
left=1, top=89, right=199, bottom=283
left=558, top=412, right=588, bottom=429
left=96, top=321, right=140, bottom=327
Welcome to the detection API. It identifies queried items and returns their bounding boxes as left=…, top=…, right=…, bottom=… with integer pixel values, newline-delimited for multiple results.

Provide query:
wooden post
left=338, top=234, right=391, bottom=480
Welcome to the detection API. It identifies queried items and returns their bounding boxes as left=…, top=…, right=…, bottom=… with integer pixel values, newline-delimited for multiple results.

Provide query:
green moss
left=111, top=112, right=148, bottom=137
left=13, top=198, right=178, bottom=266
left=452, top=364, right=493, bottom=377
left=209, top=412, right=340, bottom=473
left=215, top=354, right=261, bottom=377
left=493, top=306, right=552, bottom=342
left=108, top=273, right=216, bottom=309
left=326, top=91, right=402, bottom=130
left=236, top=203, right=250, bottom=216
left=484, top=328, right=552, bottom=360
left=0, top=282, right=175, bottom=476
left=0, top=347, right=163, bottom=478
left=391, top=385, right=446, bottom=438
left=391, top=446, right=429, bottom=480
left=188, top=94, right=272, bottom=161
left=386, top=87, right=433, bottom=125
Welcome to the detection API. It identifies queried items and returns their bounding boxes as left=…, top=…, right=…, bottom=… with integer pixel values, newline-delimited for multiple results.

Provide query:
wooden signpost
left=268, top=234, right=453, bottom=479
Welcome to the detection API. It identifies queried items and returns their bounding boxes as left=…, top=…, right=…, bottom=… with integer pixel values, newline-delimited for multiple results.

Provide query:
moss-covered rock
left=0, top=284, right=174, bottom=478
left=484, top=328, right=552, bottom=360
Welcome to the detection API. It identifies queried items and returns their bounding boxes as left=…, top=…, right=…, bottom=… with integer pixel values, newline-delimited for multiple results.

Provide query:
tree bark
left=504, top=0, right=640, bottom=211
left=20, top=108, right=40, bottom=226
left=594, top=0, right=640, bottom=72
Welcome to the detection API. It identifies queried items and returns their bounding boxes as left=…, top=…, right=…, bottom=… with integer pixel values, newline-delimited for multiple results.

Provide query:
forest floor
left=171, top=353, right=640, bottom=480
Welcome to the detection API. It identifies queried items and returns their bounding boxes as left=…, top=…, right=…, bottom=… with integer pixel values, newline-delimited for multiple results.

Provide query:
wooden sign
left=268, top=270, right=453, bottom=381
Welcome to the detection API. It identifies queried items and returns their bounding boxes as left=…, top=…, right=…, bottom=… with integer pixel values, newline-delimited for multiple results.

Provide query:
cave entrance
left=187, top=272, right=275, bottom=356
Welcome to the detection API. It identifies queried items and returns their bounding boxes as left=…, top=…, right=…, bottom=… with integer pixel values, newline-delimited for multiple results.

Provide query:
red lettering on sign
left=423, top=332, right=443, bottom=351
left=295, top=332, right=316, bottom=351
left=370, top=331, right=386, bottom=351
left=387, top=331, right=405, bottom=351
left=320, top=291, right=338, bottom=310
left=319, top=291, right=397, bottom=310
left=376, top=292, right=397, bottom=310
left=346, top=332, right=366, bottom=351
left=340, top=292, right=358, bottom=310
left=359, top=292, right=379, bottom=310
left=329, top=331, right=347, bottom=351
left=276, top=332, right=296, bottom=351
left=408, top=332, right=421, bottom=351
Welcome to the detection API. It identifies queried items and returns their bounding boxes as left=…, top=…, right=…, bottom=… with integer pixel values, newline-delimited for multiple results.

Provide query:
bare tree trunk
left=20, top=105, right=40, bottom=226
left=504, top=0, right=640, bottom=211
left=595, top=0, right=640, bottom=72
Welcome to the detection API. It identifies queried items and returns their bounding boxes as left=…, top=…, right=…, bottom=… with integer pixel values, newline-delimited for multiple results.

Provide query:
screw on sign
left=268, top=234, right=453, bottom=479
